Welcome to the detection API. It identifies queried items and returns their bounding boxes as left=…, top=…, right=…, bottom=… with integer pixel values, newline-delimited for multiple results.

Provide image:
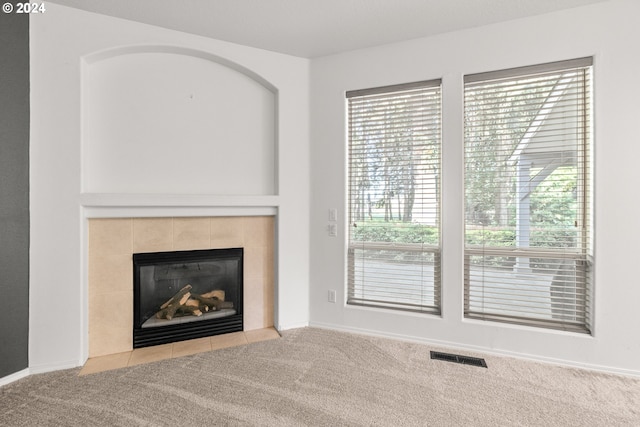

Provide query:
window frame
left=462, top=58, right=594, bottom=333
left=346, top=79, right=443, bottom=314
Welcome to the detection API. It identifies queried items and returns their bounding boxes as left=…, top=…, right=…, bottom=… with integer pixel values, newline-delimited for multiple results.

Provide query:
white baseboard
left=1, top=359, right=84, bottom=388
left=276, top=321, right=309, bottom=331
left=28, top=359, right=82, bottom=376
left=0, top=368, right=30, bottom=388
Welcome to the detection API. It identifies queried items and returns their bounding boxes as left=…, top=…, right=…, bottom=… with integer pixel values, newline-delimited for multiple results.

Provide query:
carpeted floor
left=1, top=327, right=639, bottom=426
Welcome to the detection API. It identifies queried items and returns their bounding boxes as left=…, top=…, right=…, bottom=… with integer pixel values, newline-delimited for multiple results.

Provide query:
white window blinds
left=463, top=58, right=593, bottom=333
left=347, top=80, right=442, bottom=313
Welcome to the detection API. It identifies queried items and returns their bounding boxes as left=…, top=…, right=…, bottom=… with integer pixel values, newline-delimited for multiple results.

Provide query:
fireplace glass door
left=133, top=248, right=243, bottom=348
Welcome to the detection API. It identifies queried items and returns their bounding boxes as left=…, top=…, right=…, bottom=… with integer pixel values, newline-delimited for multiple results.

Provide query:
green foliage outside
left=465, top=228, right=515, bottom=247
left=351, top=221, right=439, bottom=245
left=465, top=227, right=576, bottom=248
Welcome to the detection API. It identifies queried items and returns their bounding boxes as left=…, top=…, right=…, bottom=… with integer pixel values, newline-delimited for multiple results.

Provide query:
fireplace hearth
left=133, top=248, right=243, bottom=348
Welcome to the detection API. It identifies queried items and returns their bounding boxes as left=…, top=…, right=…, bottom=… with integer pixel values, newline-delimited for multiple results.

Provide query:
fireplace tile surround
left=88, top=216, right=274, bottom=358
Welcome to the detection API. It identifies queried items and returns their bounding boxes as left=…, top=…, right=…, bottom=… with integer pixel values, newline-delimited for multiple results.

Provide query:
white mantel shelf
left=80, top=193, right=279, bottom=218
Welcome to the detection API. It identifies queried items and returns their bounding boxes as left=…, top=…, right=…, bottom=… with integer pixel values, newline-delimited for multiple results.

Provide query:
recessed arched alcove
left=82, top=46, right=277, bottom=195
left=81, top=46, right=280, bottom=358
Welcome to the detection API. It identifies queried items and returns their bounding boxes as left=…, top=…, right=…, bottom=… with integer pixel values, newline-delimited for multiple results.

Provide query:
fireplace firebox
left=133, top=248, right=243, bottom=348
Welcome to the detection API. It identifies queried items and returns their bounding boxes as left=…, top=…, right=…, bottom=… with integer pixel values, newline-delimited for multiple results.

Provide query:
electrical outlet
left=328, top=290, right=337, bottom=303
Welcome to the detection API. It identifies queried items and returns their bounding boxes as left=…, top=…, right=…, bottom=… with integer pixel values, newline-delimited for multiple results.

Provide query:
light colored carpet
left=1, top=327, right=639, bottom=426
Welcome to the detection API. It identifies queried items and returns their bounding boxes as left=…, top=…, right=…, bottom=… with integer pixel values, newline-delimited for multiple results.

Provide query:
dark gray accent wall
left=0, top=9, right=30, bottom=378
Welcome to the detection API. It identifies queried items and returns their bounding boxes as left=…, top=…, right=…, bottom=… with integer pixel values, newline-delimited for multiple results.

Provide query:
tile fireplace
left=88, top=216, right=274, bottom=358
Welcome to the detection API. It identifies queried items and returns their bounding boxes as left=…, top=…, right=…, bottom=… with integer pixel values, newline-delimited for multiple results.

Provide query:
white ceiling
left=48, top=0, right=607, bottom=58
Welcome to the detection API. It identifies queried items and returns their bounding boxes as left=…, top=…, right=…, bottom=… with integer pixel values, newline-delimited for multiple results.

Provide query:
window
left=463, top=58, right=593, bottom=333
left=347, top=80, right=442, bottom=313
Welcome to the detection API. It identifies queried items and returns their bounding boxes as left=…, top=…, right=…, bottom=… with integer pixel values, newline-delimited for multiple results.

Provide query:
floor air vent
left=430, top=351, right=487, bottom=368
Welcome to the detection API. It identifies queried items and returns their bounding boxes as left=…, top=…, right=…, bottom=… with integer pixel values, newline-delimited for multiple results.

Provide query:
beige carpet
left=1, top=327, right=639, bottom=426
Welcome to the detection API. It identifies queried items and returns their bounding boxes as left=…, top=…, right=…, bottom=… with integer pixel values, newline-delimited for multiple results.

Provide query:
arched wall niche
left=82, top=45, right=278, bottom=195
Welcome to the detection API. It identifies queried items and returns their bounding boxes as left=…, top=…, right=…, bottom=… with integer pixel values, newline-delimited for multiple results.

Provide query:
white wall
left=29, top=4, right=310, bottom=372
left=309, top=0, right=640, bottom=376
left=28, top=0, right=640, bottom=378
left=83, top=47, right=276, bottom=195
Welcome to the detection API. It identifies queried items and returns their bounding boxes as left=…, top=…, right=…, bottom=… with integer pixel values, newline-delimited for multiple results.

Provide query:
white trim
left=83, top=206, right=278, bottom=219
left=80, top=194, right=279, bottom=219
left=28, top=360, right=82, bottom=376
left=80, top=193, right=280, bottom=208
left=277, top=321, right=310, bottom=331
left=0, top=368, right=30, bottom=388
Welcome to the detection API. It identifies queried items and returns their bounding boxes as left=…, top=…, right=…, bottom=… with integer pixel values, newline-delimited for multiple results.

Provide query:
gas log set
left=133, top=248, right=244, bottom=347
left=155, top=284, right=234, bottom=320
